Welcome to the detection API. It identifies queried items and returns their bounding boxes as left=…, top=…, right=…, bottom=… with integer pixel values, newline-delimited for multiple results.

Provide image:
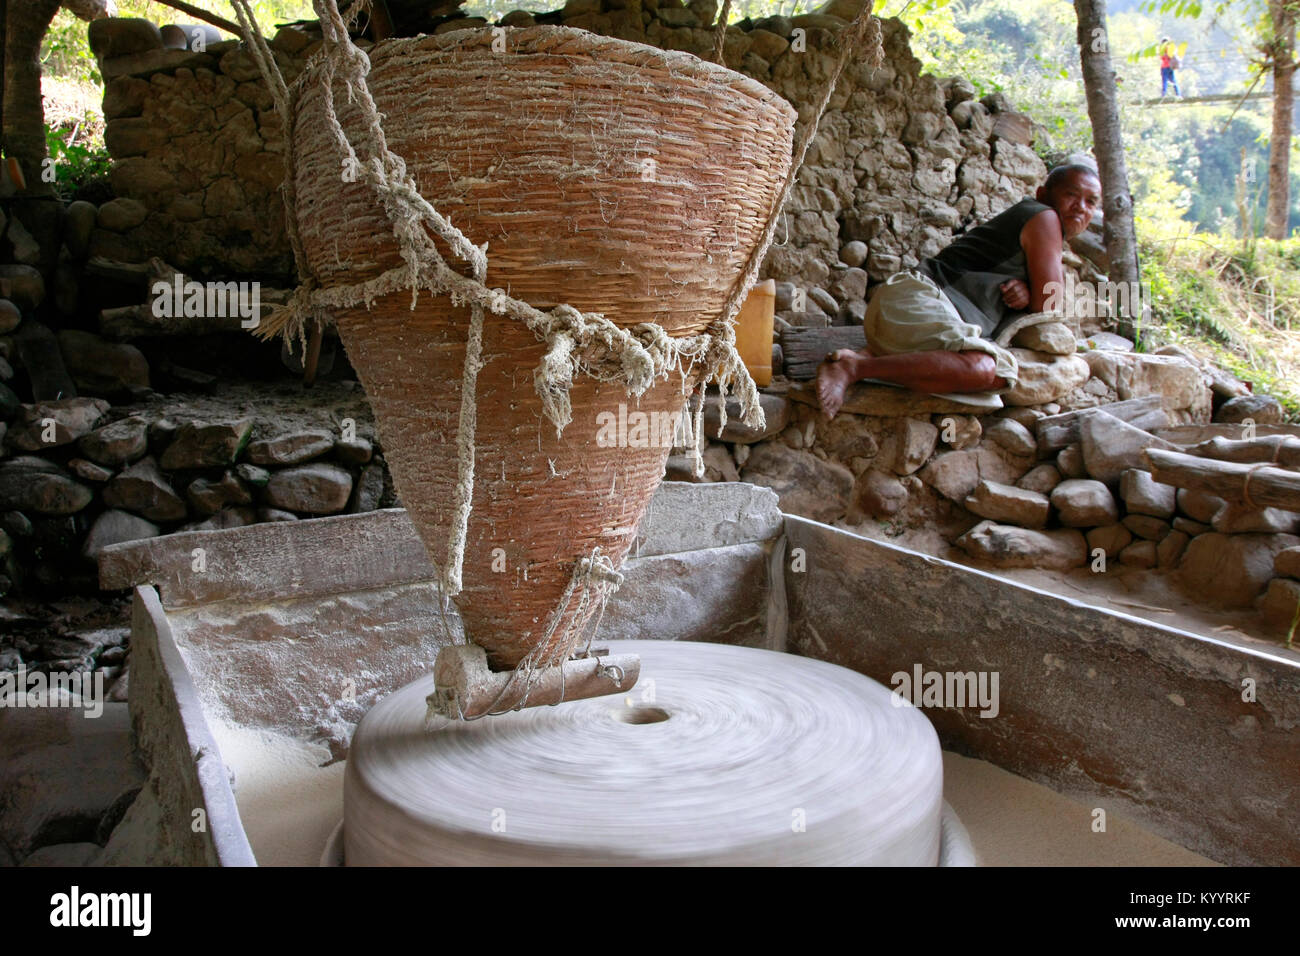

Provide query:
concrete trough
left=98, top=482, right=1290, bottom=866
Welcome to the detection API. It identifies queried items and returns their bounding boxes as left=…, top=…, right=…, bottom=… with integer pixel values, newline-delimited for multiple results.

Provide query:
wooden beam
left=1186, top=435, right=1300, bottom=466
left=1145, top=447, right=1300, bottom=512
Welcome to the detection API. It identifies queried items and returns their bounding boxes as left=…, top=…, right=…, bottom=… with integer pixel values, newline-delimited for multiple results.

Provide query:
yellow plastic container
left=734, top=278, right=776, bottom=387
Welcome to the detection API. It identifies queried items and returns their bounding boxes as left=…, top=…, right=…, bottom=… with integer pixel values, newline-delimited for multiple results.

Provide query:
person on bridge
left=1160, top=37, right=1182, bottom=98
left=815, top=165, right=1102, bottom=420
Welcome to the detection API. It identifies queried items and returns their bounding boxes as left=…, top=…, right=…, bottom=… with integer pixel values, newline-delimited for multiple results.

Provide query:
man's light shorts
left=863, top=270, right=1020, bottom=392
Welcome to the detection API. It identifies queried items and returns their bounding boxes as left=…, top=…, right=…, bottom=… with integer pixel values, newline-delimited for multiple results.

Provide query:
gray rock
left=263, top=463, right=354, bottom=515
left=1274, top=546, right=1300, bottom=580
left=1258, top=577, right=1300, bottom=628
left=334, top=436, right=373, bottom=465
left=701, top=391, right=790, bottom=444
left=829, top=267, right=868, bottom=304
left=882, top=419, right=938, bottom=475
left=1001, top=350, right=1090, bottom=406
left=1, top=510, right=32, bottom=537
left=1016, top=463, right=1061, bottom=496
left=919, top=449, right=979, bottom=502
left=1177, top=487, right=1226, bottom=524
left=1179, top=532, right=1300, bottom=608
left=1012, top=321, right=1076, bottom=355
left=235, top=462, right=271, bottom=486
left=0, top=265, right=45, bottom=311
left=159, top=419, right=253, bottom=469
left=5, top=398, right=111, bottom=450
left=102, top=456, right=186, bottom=522
left=1119, top=539, right=1157, bottom=569
left=739, top=443, right=853, bottom=523
left=1120, top=468, right=1177, bottom=519
left=1079, top=410, right=1177, bottom=486
left=1079, top=331, right=1134, bottom=353
left=1210, top=503, right=1300, bottom=534
left=956, top=520, right=1088, bottom=571
left=1157, top=530, right=1190, bottom=568
left=1087, top=524, right=1132, bottom=559
left=1051, top=479, right=1119, bottom=527
left=964, top=479, right=1050, bottom=529
left=63, top=202, right=97, bottom=259
left=1215, top=394, right=1284, bottom=426
left=82, top=509, right=160, bottom=561
left=748, top=27, right=789, bottom=60
left=55, top=330, right=149, bottom=396
left=88, top=17, right=164, bottom=58
left=809, top=286, right=839, bottom=315
left=185, top=471, right=252, bottom=516
left=0, top=299, right=20, bottom=334
left=983, top=418, right=1036, bottom=458
left=656, top=7, right=698, bottom=26
left=1172, top=516, right=1210, bottom=536
left=839, top=241, right=868, bottom=268
left=256, top=506, right=298, bottom=522
left=0, top=702, right=144, bottom=859
left=856, top=468, right=907, bottom=518
left=78, top=416, right=148, bottom=466
left=67, top=458, right=113, bottom=483
left=0, top=457, right=93, bottom=515
left=1122, top=514, right=1171, bottom=541
left=95, top=198, right=148, bottom=232
left=349, top=462, right=384, bottom=514
left=181, top=506, right=256, bottom=532
left=246, top=429, right=335, bottom=466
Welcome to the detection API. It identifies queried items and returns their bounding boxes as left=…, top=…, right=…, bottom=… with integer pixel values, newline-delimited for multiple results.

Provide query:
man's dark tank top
left=919, top=197, right=1056, bottom=338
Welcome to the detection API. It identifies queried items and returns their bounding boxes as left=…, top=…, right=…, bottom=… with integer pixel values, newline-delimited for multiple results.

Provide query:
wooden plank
left=1036, top=396, right=1165, bottom=453
left=1145, top=448, right=1300, bottom=512
left=99, top=508, right=437, bottom=608
left=780, top=326, right=867, bottom=381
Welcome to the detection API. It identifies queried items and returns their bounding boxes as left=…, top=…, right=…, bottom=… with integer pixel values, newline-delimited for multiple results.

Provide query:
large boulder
left=1080, top=351, right=1212, bottom=424
left=5, top=399, right=110, bottom=451
left=956, top=520, right=1088, bottom=570
left=0, top=457, right=93, bottom=515
left=1179, top=532, right=1300, bottom=608
left=964, top=479, right=1050, bottom=529
left=1078, top=410, right=1177, bottom=486
left=1001, top=349, right=1090, bottom=406
left=739, top=443, right=853, bottom=523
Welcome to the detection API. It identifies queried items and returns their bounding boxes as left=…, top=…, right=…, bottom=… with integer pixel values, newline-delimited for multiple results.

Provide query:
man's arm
left=1019, top=208, right=1065, bottom=313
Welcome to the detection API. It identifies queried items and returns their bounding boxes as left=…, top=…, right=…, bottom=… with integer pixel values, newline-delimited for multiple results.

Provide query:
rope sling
left=229, top=0, right=883, bottom=707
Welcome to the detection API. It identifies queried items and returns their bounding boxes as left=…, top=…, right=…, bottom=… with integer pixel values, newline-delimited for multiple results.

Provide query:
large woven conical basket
left=293, top=26, right=796, bottom=670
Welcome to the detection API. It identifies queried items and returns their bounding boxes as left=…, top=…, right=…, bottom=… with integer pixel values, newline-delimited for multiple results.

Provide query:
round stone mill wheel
left=341, top=640, right=959, bottom=866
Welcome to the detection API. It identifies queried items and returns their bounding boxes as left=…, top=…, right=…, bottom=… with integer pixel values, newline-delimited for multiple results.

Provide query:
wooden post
left=1145, top=447, right=1300, bottom=512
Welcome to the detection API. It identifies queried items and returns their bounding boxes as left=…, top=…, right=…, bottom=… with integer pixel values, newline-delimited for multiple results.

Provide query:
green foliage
left=43, top=122, right=112, bottom=199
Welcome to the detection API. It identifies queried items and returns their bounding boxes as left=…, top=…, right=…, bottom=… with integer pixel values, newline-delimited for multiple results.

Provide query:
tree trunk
left=1266, top=0, right=1296, bottom=240
left=1073, top=0, right=1144, bottom=339
left=2, top=0, right=63, bottom=198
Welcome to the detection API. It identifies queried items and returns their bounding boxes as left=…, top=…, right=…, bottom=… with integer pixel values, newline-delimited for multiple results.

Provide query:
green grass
left=1139, top=233, right=1300, bottom=421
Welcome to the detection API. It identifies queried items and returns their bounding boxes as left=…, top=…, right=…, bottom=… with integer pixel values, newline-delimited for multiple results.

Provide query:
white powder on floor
left=208, top=720, right=345, bottom=867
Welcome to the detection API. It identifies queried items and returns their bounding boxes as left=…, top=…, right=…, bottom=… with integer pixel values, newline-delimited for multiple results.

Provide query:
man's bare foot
left=815, top=349, right=862, bottom=420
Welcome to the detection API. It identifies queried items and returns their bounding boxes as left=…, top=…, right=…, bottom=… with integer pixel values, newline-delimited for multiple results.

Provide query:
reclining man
left=816, top=164, right=1102, bottom=419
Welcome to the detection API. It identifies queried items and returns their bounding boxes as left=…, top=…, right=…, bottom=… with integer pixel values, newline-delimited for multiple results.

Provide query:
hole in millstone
left=610, top=706, right=670, bottom=725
